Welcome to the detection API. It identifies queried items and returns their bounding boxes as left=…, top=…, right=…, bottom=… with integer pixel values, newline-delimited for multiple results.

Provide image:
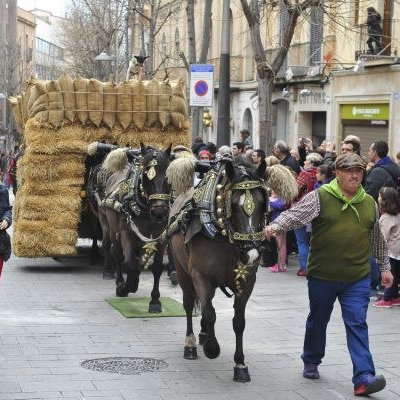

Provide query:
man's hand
left=264, top=225, right=276, bottom=240
left=381, top=271, right=393, bottom=289
left=325, top=141, right=335, bottom=152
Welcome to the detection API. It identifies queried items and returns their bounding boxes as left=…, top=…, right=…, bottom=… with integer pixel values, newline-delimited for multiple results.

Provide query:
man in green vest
left=264, top=153, right=393, bottom=397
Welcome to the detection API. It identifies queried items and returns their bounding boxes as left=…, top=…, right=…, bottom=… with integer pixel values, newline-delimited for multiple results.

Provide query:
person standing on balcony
left=366, top=7, right=383, bottom=55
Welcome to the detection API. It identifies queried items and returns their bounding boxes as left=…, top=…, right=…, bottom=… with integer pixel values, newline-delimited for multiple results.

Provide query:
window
left=309, top=3, right=324, bottom=65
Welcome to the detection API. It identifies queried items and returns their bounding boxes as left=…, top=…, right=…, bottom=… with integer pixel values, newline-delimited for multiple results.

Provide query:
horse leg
left=148, top=244, right=165, bottom=313
left=193, top=276, right=220, bottom=359
left=117, top=222, right=140, bottom=297
left=232, top=275, right=256, bottom=383
left=99, top=208, right=116, bottom=280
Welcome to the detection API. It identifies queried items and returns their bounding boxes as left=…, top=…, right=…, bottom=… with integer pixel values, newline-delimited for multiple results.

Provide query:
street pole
left=115, top=1, right=119, bottom=83
left=217, top=0, right=230, bottom=147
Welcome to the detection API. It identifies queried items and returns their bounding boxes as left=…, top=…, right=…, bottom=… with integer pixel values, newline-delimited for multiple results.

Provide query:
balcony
left=207, top=56, right=255, bottom=83
left=355, top=19, right=399, bottom=59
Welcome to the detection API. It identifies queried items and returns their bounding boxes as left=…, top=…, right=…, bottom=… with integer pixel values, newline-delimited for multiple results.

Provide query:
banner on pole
left=189, top=64, right=214, bottom=107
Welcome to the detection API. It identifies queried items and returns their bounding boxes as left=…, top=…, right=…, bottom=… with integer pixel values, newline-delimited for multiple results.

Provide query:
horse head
left=140, top=142, right=172, bottom=223
left=221, top=158, right=268, bottom=266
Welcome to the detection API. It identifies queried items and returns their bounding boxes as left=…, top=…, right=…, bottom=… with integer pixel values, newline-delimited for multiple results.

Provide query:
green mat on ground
left=106, top=297, right=187, bottom=318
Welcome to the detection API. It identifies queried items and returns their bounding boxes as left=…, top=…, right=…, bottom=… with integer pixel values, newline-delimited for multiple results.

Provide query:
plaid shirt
left=270, top=190, right=391, bottom=271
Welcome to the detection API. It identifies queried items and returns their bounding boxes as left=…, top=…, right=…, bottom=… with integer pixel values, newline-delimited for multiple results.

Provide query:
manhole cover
left=81, top=357, right=168, bottom=375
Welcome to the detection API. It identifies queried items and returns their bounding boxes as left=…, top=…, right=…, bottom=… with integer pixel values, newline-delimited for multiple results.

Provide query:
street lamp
left=94, top=52, right=117, bottom=81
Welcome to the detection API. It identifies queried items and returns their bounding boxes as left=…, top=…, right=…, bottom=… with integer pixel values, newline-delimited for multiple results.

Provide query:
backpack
left=378, top=165, right=400, bottom=194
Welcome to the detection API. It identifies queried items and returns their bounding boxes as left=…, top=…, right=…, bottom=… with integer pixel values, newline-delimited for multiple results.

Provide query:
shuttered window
left=310, top=4, right=324, bottom=65
left=278, top=0, right=290, bottom=75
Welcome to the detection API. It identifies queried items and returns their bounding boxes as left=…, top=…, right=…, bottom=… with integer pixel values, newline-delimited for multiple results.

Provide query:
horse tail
left=267, top=164, right=298, bottom=202
left=194, top=295, right=202, bottom=316
left=103, top=148, right=128, bottom=173
left=166, top=154, right=196, bottom=194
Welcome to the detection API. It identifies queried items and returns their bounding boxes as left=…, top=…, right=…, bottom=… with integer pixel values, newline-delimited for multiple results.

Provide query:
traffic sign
left=189, top=64, right=214, bottom=107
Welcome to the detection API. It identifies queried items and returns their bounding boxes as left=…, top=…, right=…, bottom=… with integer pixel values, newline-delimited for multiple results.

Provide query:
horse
left=166, top=155, right=298, bottom=382
left=86, top=142, right=120, bottom=276
left=101, top=143, right=172, bottom=313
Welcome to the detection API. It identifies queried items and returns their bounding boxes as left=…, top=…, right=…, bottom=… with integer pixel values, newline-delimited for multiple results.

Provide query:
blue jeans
left=301, top=275, right=375, bottom=387
left=294, top=226, right=309, bottom=270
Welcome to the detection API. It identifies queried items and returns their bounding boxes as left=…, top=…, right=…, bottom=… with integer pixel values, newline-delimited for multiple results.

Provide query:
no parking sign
left=189, top=64, right=214, bottom=106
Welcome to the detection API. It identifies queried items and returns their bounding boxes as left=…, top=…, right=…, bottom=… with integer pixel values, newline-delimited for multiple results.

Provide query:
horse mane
left=267, top=164, right=298, bottom=201
left=166, top=153, right=196, bottom=195
left=103, top=148, right=128, bottom=173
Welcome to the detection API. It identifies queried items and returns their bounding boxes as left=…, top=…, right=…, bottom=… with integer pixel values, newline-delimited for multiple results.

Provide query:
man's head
left=273, top=140, right=290, bottom=160
left=368, top=140, right=388, bottom=164
left=198, top=149, right=212, bottom=162
left=251, top=149, right=265, bottom=165
left=232, top=142, right=245, bottom=156
left=335, top=153, right=366, bottom=196
left=341, top=139, right=361, bottom=155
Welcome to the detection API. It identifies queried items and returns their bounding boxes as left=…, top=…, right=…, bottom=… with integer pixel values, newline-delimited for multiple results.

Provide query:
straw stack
left=10, top=74, right=190, bottom=257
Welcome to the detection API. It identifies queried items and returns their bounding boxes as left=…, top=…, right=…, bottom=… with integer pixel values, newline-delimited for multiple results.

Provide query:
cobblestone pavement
left=0, top=214, right=399, bottom=399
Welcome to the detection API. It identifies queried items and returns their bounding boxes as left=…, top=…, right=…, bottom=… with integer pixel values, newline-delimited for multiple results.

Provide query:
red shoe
left=372, top=299, right=392, bottom=308
left=297, top=269, right=307, bottom=276
left=391, top=297, right=400, bottom=306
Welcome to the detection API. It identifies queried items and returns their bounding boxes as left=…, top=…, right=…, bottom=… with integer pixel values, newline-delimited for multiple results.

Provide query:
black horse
left=100, top=143, right=172, bottom=312
left=166, top=156, right=298, bottom=382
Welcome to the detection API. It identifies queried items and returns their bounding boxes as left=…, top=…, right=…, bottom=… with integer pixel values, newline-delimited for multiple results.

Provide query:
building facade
left=154, top=1, right=400, bottom=156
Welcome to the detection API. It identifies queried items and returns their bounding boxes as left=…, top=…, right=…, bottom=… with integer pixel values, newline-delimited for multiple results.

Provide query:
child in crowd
left=314, top=163, right=334, bottom=189
left=268, top=190, right=287, bottom=272
left=373, top=186, right=400, bottom=308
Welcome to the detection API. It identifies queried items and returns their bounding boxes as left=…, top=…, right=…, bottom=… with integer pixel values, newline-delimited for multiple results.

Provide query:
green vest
left=307, top=188, right=376, bottom=282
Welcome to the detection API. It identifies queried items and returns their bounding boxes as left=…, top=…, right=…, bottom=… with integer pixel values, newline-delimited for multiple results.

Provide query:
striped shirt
left=270, top=190, right=391, bottom=272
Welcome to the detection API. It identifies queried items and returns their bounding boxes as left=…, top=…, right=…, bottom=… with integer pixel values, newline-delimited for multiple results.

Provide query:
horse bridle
left=140, top=156, right=171, bottom=206
left=221, top=179, right=268, bottom=244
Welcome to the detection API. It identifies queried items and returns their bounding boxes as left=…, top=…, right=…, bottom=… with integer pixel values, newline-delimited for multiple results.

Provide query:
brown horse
left=102, top=143, right=172, bottom=312
left=167, top=156, right=298, bottom=382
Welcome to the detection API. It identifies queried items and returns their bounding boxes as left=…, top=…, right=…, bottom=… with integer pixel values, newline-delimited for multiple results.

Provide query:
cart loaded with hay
left=9, top=74, right=190, bottom=258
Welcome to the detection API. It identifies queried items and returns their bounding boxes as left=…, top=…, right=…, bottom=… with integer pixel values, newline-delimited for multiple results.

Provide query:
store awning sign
left=341, top=104, right=389, bottom=120
left=189, top=64, right=214, bottom=107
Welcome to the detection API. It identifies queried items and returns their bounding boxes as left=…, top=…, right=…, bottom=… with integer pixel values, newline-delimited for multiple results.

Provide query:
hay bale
left=103, top=79, right=117, bottom=129
left=131, top=80, right=146, bottom=129
left=47, top=80, right=64, bottom=128
left=170, top=79, right=188, bottom=129
left=58, top=73, right=75, bottom=122
left=88, top=79, right=104, bottom=127
left=74, top=76, right=89, bottom=125
left=116, top=81, right=132, bottom=130
left=145, top=79, right=159, bottom=127
left=158, top=80, right=171, bottom=128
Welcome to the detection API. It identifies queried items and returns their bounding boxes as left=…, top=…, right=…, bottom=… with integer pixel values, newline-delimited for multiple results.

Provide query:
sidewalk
left=0, top=243, right=399, bottom=399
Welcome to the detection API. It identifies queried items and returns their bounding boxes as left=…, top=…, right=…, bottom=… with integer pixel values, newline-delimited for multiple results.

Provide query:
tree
left=240, top=0, right=324, bottom=153
left=186, top=0, right=213, bottom=139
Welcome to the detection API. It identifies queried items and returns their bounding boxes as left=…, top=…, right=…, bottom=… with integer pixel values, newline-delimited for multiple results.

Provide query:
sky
left=17, top=0, right=69, bottom=17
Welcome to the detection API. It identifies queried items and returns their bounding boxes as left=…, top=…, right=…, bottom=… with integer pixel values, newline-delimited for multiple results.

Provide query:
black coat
left=0, top=183, right=12, bottom=261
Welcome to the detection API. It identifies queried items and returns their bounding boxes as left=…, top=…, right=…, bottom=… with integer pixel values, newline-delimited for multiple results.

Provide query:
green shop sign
left=341, top=104, right=389, bottom=120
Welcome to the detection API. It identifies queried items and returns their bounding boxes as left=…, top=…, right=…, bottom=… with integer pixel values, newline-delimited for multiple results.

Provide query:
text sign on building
left=341, top=104, right=389, bottom=120
left=189, top=64, right=214, bottom=107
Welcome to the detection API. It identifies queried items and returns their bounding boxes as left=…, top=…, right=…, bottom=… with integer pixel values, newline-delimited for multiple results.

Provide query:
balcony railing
left=355, top=18, right=399, bottom=58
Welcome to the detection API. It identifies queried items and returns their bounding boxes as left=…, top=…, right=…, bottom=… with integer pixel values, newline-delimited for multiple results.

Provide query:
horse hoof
left=103, top=271, right=115, bottom=280
left=148, top=302, right=161, bottom=313
left=198, top=332, right=207, bottom=346
left=233, top=366, right=251, bottom=382
left=116, top=283, right=128, bottom=297
left=203, top=338, right=220, bottom=359
left=184, top=346, right=197, bottom=359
